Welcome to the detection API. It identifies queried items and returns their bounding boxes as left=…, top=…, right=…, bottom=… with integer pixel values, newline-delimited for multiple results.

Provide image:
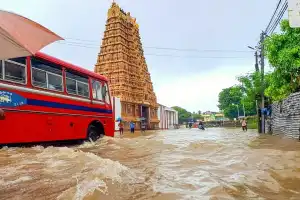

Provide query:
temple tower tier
left=95, top=2, right=159, bottom=129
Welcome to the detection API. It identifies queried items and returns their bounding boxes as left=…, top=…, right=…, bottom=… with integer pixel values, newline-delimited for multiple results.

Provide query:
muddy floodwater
left=1, top=128, right=300, bottom=200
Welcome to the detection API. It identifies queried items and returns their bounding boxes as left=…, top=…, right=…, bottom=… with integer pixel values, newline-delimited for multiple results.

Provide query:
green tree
left=218, top=86, right=243, bottom=119
left=237, top=71, right=262, bottom=115
left=172, top=106, right=192, bottom=124
left=264, top=19, right=300, bottom=101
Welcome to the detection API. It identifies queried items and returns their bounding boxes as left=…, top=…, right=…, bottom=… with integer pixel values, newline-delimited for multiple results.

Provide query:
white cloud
left=156, top=64, right=254, bottom=112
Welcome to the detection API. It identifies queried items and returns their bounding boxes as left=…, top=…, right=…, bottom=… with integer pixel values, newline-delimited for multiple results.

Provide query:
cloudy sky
left=0, top=0, right=285, bottom=112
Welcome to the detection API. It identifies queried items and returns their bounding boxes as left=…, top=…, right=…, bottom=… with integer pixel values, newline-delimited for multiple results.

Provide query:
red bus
left=0, top=52, right=114, bottom=144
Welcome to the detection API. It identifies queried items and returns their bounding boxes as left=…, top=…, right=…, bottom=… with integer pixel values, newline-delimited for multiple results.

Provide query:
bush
left=246, top=116, right=258, bottom=129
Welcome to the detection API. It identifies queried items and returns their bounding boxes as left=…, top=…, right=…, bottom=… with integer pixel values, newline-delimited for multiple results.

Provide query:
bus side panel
left=0, top=109, right=112, bottom=144
left=104, top=114, right=114, bottom=137
left=0, top=87, right=113, bottom=144
left=0, top=111, right=51, bottom=143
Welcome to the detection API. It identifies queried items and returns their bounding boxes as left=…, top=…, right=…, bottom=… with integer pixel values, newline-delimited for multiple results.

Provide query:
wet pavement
left=1, top=128, right=300, bottom=200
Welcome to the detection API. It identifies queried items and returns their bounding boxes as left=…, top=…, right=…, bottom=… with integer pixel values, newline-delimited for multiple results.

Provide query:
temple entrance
left=141, top=105, right=149, bottom=128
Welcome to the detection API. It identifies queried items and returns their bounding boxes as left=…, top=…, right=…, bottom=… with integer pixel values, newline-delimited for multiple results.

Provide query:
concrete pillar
left=148, top=107, right=151, bottom=128
left=166, top=110, right=169, bottom=129
left=173, top=112, right=175, bottom=127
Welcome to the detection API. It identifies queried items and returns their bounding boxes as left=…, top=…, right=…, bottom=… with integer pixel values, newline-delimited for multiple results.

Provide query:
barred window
left=0, top=60, right=3, bottom=80
left=31, top=58, right=63, bottom=92
left=4, top=59, right=26, bottom=84
left=66, top=71, right=89, bottom=98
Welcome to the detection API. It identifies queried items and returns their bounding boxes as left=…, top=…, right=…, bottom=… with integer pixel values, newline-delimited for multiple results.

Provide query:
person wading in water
left=118, top=121, right=124, bottom=136
left=130, top=121, right=135, bottom=134
left=198, top=120, right=205, bottom=130
left=241, top=118, right=247, bottom=132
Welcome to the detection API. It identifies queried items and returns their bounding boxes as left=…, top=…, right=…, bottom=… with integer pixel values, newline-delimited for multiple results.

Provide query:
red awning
left=0, top=10, right=63, bottom=60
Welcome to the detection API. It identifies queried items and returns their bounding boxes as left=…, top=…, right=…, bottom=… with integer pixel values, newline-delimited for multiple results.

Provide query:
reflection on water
left=1, top=128, right=300, bottom=199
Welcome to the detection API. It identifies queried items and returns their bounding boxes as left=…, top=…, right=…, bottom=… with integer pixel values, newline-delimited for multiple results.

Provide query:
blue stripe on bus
left=27, top=99, right=112, bottom=114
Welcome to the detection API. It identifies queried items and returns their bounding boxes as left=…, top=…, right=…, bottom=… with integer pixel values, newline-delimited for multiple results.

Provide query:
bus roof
left=35, top=52, right=108, bottom=81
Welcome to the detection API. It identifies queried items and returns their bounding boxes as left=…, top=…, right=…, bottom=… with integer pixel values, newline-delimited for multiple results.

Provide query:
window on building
left=66, top=71, right=89, bottom=98
left=31, top=58, right=63, bottom=92
left=92, top=80, right=102, bottom=101
left=4, top=59, right=26, bottom=84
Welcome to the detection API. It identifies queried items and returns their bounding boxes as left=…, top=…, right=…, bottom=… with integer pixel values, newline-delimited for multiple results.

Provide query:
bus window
left=77, top=82, right=89, bottom=97
left=9, top=57, right=27, bottom=65
left=3, top=59, right=26, bottom=84
left=0, top=60, right=3, bottom=80
left=31, top=58, right=63, bottom=92
left=103, top=82, right=111, bottom=104
left=66, top=71, right=89, bottom=98
left=66, top=78, right=76, bottom=95
left=92, top=80, right=103, bottom=101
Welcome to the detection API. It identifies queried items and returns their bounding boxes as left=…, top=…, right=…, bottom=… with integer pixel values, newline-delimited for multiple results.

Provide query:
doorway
left=141, top=105, right=149, bottom=127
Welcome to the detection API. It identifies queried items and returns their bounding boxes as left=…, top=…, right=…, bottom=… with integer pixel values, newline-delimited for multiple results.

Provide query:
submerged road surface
left=1, top=128, right=300, bottom=200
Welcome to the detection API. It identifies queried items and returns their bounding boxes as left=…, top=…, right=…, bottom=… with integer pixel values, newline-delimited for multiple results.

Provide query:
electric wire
left=55, top=41, right=253, bottom=59
left=59, top=39, right=253, bottom=53
left=267, top=1, right=288, bottom=35
left=265, top=0, right=283, bottom=33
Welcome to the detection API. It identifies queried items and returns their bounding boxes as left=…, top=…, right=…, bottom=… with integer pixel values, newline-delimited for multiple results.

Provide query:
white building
left=112, top=96, right=121, bottom=131
left=157, top=104, right=178, bottom=129
left=112, top=97, right=179, bottom=130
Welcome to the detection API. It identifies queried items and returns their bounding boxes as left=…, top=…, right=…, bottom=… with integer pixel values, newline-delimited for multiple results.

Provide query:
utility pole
left=248, top=46, right=261, bottom=132
left=260, top=31, right=265, bottom=134
left=255, top=51, right=259, bottom=72
left=248, top=46, right=259, bottom=72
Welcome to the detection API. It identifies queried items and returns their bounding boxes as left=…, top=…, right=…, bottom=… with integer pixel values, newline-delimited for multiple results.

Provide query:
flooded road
left=1, top=128, right=300, bottom=200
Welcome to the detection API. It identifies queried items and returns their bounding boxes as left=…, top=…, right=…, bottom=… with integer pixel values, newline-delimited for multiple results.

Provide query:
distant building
left=157, top=104, right=178, bottom=129
left=202, top=112, right=225, bottom=122
left=215, top=113, right=225, bottom=121
left=203, top=111, right=217, bottom=115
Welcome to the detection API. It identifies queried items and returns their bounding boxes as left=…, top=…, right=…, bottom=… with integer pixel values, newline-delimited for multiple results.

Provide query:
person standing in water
left=118, top=121, right=124, bottom=136
left=241, top=118, right=247, bottom=132
left=141, top=120, right=146, bottom=134
left=130, top=121, right=135, bottom=134
left=188, top=122, right=193, bottom=129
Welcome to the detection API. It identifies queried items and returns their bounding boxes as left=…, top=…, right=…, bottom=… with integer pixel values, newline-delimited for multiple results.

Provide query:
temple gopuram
left=94, top=2, right=159, bottom=129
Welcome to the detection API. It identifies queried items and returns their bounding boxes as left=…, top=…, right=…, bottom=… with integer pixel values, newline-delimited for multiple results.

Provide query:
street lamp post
left=232, top=103, right=240, bottom=119
left=248, top=44, right=264, bottom=133
left=240, top=87, right=246, bottom=118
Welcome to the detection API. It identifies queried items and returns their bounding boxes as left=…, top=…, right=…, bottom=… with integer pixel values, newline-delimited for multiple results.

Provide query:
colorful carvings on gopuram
left=95, top=3, right=159, bottom=129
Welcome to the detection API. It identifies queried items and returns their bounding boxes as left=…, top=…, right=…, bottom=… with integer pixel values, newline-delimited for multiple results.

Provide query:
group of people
left=188, top=119, right=248, bottom=132
left=118, top=120, right=147, bottom=136
left=118, top=118, right=248, bottom=136
left=188, top=121, right=205, bottom=130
